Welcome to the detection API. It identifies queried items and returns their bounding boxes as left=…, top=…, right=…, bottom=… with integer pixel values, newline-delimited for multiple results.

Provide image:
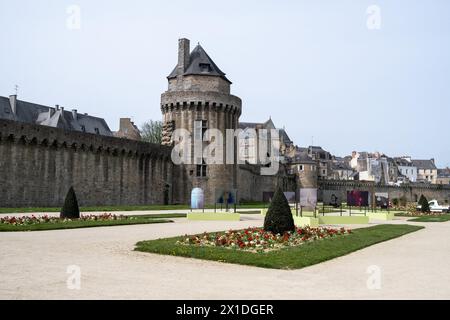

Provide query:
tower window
left=194, top=120, right=207, bottom=140
left=196, top=160, right=207, bottom=177
left=201, top=120, right=208, bottom=137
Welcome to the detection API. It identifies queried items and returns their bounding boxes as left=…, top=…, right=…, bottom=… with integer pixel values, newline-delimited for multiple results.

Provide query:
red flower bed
left=177, top=226, right=351, bottom=253
left=0, top=213, right=130, bottom=226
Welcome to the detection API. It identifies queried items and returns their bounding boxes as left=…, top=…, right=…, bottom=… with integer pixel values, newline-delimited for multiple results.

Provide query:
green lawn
left=135, top=224, right=423, bottom=269
left=408, top=214, right=450, bottom=223
left=394, top=212, right=419, bottom=217
left=0, top=213, right=186, bottom=232
left=0, top=203, right=266, bottom=214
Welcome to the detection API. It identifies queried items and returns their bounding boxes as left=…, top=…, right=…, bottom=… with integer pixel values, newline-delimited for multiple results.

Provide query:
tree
left=60, top=186, right=80, bottom=219
left=418, top=194, right=430, bottom=213
left=140, top=120, right=162, bottom=144
left=263, top=186, right=295, bottom=234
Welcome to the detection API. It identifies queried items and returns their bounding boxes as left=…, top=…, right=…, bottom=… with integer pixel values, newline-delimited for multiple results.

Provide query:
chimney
left=72, top=109, right=78, bottom=120
left=120, top=118, right=130, bottom=129
left=48, top=108, right=54, bottom=118
left=431, top=158, right=435, bottom=165
left=177, top=38, right=190, bottom=75
left=9, top=95, right=17, bottom=115
left=55, top=104, right=60, bottom=110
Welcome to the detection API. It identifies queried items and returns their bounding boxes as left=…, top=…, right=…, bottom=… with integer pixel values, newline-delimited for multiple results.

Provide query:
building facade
left=394, top=157, right=417, bottom=182
left=437, top=168, right=450, bottom=185
left=412, top=159, right=438, bottom=184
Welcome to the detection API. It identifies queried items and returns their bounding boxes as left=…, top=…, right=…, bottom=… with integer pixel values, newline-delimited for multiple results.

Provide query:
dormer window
left=199, top=63, right=211, bottom=73
left=94, top=128, right=100, bottom=134
left=81, top=125, right=86, bottom=132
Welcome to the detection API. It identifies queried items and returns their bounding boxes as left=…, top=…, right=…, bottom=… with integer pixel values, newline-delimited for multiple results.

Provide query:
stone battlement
left=0, top=118, right=172, bottom=159
left=318, top=179, right=450, bottom=203
left=319, top=179, right=450, bottom=191
left=161, top=91, right=241, bottom=116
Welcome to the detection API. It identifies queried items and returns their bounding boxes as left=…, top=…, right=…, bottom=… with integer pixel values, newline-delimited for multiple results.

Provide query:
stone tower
left=161, top=38, right=242, bottom=204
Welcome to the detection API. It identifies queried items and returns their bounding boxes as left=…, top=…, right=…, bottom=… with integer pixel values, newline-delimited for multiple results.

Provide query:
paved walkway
left=0, top=214, right=449, bottom=299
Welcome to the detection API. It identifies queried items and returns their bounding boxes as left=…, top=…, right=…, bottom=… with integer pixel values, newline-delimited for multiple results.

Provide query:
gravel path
left=0, top=214, right=449, bottom=300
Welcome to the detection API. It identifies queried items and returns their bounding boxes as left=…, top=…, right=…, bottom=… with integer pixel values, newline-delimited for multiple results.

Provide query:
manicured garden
left=393, top=195, right=450, bottom=222
left=136, top=187, right=423, bottom=269
left=135, top=224, right=423, bottom=269
left=408, top=214, right=450, bottom=223
left=0, top=213, right=185, bottom=232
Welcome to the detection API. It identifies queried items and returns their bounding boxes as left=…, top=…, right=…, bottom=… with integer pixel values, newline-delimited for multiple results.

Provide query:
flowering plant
left=0, top=213, right=130, bottom=226
left=404, top=203, right=445, bottom=216
left=177, top=226, right=351, bottom=253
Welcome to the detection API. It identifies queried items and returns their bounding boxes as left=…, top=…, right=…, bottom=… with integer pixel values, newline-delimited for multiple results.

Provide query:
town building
left=330, top=160, right=354, bottom=180
left=437, top=168, right=450, bottom=185
left=114, top=118, right=141, bottom=141
left=350, top=151, right=389, bottom=184
left=0, top=95, right=112, bottom=136
left=412, top=159, right=438, bottom=184
left=394, top=157, right=417, bottom=183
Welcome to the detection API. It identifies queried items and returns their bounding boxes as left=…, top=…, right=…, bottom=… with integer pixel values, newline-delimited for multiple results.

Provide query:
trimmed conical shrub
left=419, top=195, right=430, bottom=213
left=263, top=186, right=295, bottom=234
left=60, top=186, right=80, bottom=219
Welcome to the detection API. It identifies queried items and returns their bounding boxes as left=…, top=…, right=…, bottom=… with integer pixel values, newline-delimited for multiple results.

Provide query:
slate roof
left=238, top=122, right=259, bottom=129
left=168, top=44, right=231, bottom=83
left=308, top=146, right=325, bottom=152
left=279, top=129, right=292, bottom=144
left=394, top=157, right=415, bottom=167
left=0, top=96, right=16, bottom=121
left=290, top=147, right=316, bottom=164
left=238, top=119, right=291, bottom=144
left=293, top=153, right=316, bottom=164
left=411, top=160, right=437, bottom=170
left=437, top=168, right=450, bottom=178
left=0, top=96, right=112, bottom=136
left=239, top=118, right=275, bottom=130
left=331, top=161, right=352, bottom=171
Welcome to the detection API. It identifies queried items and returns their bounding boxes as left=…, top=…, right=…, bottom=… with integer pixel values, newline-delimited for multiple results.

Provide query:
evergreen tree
left=419, top=195, right=430, bottom=213
left=263, top=186, right=295, bottom=234
left=60, top=186, right=80, bottom=219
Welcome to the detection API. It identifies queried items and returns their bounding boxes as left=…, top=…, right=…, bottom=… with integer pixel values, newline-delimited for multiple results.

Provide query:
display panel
left=347, top=190, right=369, bottom=207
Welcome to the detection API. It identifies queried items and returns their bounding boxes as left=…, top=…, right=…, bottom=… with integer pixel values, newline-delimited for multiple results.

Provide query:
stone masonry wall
left=0, top=119, right=181, bottom=208
left=237, top=164, right=296, bottom=202
left=318, top=180, right=450, bottom=205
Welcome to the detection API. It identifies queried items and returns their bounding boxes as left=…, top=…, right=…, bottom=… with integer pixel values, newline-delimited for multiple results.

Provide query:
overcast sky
left=1, top=0, right=449, bottom=167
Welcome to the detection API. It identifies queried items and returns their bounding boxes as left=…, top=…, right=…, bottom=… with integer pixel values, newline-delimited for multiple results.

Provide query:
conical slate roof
left=168, top=44, right=231, bottom=83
